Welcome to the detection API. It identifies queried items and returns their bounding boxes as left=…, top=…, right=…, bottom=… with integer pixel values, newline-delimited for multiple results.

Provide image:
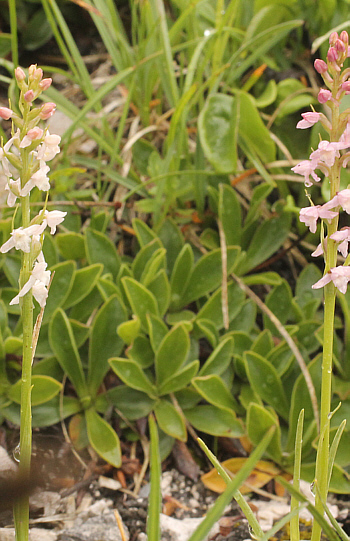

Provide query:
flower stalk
left=292, top=31, right=350, bottom=541
left=0, top=65, right=66, bottom=541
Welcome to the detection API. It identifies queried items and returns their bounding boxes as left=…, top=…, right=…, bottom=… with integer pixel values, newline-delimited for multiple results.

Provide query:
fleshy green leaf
left=157, top=360, right=199, bottom=395
left=56, top=232, right=86, bottom=260
left=88, top=295, right=127, bottom=395
left=247, top=403, right=282, bottom=463
left=49, top=309, right=87, bottom=397
left=85, top=407, right=121, bottom=467
left=186, top=405, right=244, bottom=437
left=244, top=351, right=289, bottom=420
left=85, top=228, right=121, bottom=279
left=122, top=277, right=159, bottom=328
left=181, top=247, right=240, bottom=306
left=109, top=357, right=157, bottom=398
left=63, top=264, right=103, bottom=309
left=192, top=375, right=237, bottom=411
left=43, top=261, right=76, bottom=323
left=155, top=324, right=190, bottom=385
left=154, top=399, right=187, bottom=441
left=219, top=183, right=242, bottom=245
left=8, top=375, right=62, bottom=406
left=199, top=337, right=234, bottom=377
left=196, top=282, right=245, bottom=329
left=170, top=244, right=194, bottom=310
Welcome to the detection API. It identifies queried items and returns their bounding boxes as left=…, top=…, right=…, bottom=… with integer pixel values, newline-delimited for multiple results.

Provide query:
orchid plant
left=292, top=30, right=350, bottom=541
left=0, top=65, right=65, bottom=541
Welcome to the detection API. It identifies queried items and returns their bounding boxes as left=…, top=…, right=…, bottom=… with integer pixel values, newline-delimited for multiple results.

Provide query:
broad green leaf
left=186, top=405, right=244, bottom=437
left=181, top=247, right=240, bottom=306
left=255, top=79, right=277, bottom=108
left=263, top=280, right=293, bottom=334
left=198, top=94, right=238, bottom=173
left=88, top=295, right=127, bottom=395
left=2, top=254, right=20, bottom=287
left=109, top=357, right=157, bottom=398
left=196, top=282, right=245, bottom=330
left=219, top=184, right=242, bottom=246
left=56, top=232, right=86, bottom=260
left=244, top=351, right=289, bottom=420
left=32, top=356, right=63, bottom=380
left=122, top=276, right=158, bottom=328
left=157, top=361, right=199, bottom=396
left=243, top=272, right=282, bottom=286
left=69, top=285, right=104, bottom=323
left=295, top=264, right=323, bottom=310
left=238, top=91, right=275, bottom=163
left=4, top=336, right=22, bottom=355
left=117, top=316, right=141, bottom=345
left=128, top=335, right=154, bottom=368
left=247, top=403, right=282, bottom=463
left=148, top=269, right=171, bottom=316
left=132, top=218, right=158, bottom=246
left=251, top=329, right=274, bottom=357
left=49, top=309, right=87, bottom=397
left=8, top=375, right=62, bottom=406
left=85, top=407, right=121, bottom=467
left=85, top=228, right=121, bottom=279
left=170, top=244, right=194, bottom=309
left=158, top=217, right=184, bottom=274
left=192, top=375, right=237, bottom=411
left=31, top=396, right=81, bottom=428
left=63, top=264, right=103, bottom=309
left=99, top=386, right=155, bottom=420
left=154, top=399, right=187, bottom=441
left=194, top=319, right=218, bottom=348
left=147, top=313, right=168, bottom=352
left=43, top=261, right=76, bottom=323
left=239, top=212, right=291, bottom=275
left=199, top=337, right=234, bottom=377
left=132, top=239, right=163, bottom=281
left=141, top=249, right=167, bottom=287
left=155, top=324, right=190, bottom=385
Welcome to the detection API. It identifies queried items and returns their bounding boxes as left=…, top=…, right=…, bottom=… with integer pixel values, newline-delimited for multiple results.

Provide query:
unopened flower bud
left=0, top=107, right=13, bottom=120
left=39, top=102, right=56, bottom=120
left=340, top=31, right=349, bottom=45
left=314, top=59, right=328, bottom=74
left=24, top=90, right=35, bottom=103
left=39, top=78, right=52, bottom=91
left=335, top=39, right=346, bottom=53
left=329, top=31, right=339, bottom=45
left=327, top=47, right=338, bottom=63
left=318, top=88, right=332, bottom=103
left=342, top=81, right=350, bottom=93
left=33, top=68, right=43, bottom=82
left=15, top=67, right=26, bottom=82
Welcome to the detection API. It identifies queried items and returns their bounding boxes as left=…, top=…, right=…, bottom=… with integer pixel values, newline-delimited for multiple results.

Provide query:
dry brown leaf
left=201, top=458, right=281, bottom=494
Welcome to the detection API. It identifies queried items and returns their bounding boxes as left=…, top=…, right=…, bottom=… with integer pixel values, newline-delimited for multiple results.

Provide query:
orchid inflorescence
left=293, top=30, right=350, bottom=295
left=0, top=65, right=66, bottom=308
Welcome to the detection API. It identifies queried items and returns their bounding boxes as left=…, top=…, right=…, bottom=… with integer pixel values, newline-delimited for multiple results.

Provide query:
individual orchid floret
left=15, top=67, right=26, bottom=82
left=5, top=178, right=22, bottom=207
left=39, top=102, right=56, bottom=120
left=24, top=90, right=35, bottom=103
left=39, top=78, right=52, bottom=91
left=310, top=140, right=341, bottom=168
left=328, top=47, right=339, bottom=63
left=0, top=107, right=13, bottom=120
left=0, top=223, right=45, bottom=254
left=312, top=266, right=350, bottom=294
left=297, top=112, right=321, bottom=129
left=299, top=205, right=338, bottom=234
left=22, top=163, right=50, bottom=195
left=311, top=241, right=326, bottom=258
left=291, top=160, right=321, bottom=186
left=42, top=210, right=67, bottom=234
left=37, top=132, right=61, bottom=162
left=318, top=89, right=332, bottom=104
left=10, top=252, right=51, bottom=308
left=329, top=31, right=339, bottom=46
left=19, top=127, right=44, bottom=149
left=330, top=227, right=350, bottom=257
left=328, top=188, right=350, bottom=214
left=314, top=59, right=328, bottom=74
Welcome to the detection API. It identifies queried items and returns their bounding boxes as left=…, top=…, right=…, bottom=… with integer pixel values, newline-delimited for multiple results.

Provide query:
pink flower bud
left=318, top=88, right=332, bottom=103
left=15, top=67, right=26, bottom=82
left=28, top=65, right=36, bottom=76
left=329, top=32, right=339, bottom=45
left=327, top=47, right=338, bottom=62
left=335, top=39, right=346, bottom=53
left=342, top=81, right=350, bottom=93
left=340, top=31, right=349, bottom=45
left=0, top=107, right=13, bottom=120
left=39, top=78, right=52, bottom=91
left=27, top=127, right=43, bottom=140
left=39, top=102, right=56, bottom=120
left=24, top=90, right=35, bottom=103
left=33, top=68, right=43, bottom=81
left=314, top=59, right=328, bottom=74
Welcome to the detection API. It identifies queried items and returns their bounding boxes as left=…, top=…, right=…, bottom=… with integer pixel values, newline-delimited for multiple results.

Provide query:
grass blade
left=290, top=409, right=304, bottom=541
left=147, top=414, right=161, bottom=541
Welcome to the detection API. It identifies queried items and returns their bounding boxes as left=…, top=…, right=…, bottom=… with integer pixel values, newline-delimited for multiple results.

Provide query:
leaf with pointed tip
left=85, top=407, right=121, bottom=467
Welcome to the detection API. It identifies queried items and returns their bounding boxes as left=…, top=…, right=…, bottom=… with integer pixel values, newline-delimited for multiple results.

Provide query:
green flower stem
left=14, top=149, right=33, bottom=541
left=311, top=100, right=341, bottom=541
